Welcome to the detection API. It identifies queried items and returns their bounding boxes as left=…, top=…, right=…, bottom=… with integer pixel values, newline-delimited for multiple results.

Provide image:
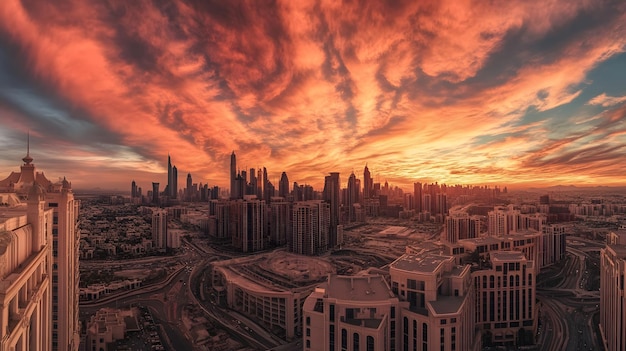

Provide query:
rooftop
left=325, top=275, right=395, bottom=302
left=490, top=251, right=526, bottom=262
left=428, top=295, right=466, bottom=315
left=390, top=253, right=451, bottom=274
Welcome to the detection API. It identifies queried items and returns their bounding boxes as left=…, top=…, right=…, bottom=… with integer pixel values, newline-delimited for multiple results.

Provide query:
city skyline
left=1, top=1, right=626, bottom=190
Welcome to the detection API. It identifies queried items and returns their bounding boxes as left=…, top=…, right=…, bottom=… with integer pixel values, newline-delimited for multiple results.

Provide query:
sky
left=1, top=0, right=626, bottom=192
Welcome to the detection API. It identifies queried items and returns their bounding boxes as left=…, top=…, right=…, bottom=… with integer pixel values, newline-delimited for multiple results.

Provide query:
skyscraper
left=172, top=165, right=178, bottom=199
left=413, top=182, right=422, bottom=213
left=291, top=200, right=329, bottom=255
left=230, top=151, right=237, bottom=199
left=0, top=146, right=81, bottom=351
left=131, top=180, right=137, bottom=198
left=152, top=182, right=160, bottom=205
left=279, top=171, right=289, bottom=198
left=152, top=209, right=168, bottom=249
left=167, top=154, right=172, bottom=196
left=323, top=172, right=341, bottom=248
left=363, top=164, right=372, bottom=200
left=347, top=172, right=359, bottom=222
left=186, top=173, right=192, bottom=201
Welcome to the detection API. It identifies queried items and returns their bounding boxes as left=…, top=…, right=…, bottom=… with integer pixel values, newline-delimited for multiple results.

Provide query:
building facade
left=600, top=230, right=626, bottom=351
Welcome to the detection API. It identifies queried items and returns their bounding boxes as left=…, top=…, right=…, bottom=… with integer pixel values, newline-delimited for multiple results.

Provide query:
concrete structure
left=0, top=148, right=81, bottom=351
left=472, top=251, right=537, bottom=347
left=541, top=224, right=566, bottom=267
left=390, top=253, right=479, bottom=351
left=0, top=186, right=53, bottom=351
left=230, top=196, right=266, bottom=253
left=85, top=308, right=138, bottom=351
left=291, top=201, right=329, bottom=256
left=323, top=173, right=341, bottom=248
left=270, top=201, right=291, bottom=246
left=302, top=275, right=401, bottom=351
left=445, top=212, right=480, bottom=243
left=151, top=209, right=168, bottom=250
left=600, top=230, right=626, bottom=351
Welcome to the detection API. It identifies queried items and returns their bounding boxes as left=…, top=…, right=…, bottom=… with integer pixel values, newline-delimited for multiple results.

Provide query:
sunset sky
left=1, top=0, right=626, bottom=192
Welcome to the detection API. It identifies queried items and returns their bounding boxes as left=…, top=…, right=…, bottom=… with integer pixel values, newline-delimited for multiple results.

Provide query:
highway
left=536, top=237, right=602, bottom=351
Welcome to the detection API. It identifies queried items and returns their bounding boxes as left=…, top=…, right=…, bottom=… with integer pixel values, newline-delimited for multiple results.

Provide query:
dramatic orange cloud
left=0, top=0, right=625, bottom=191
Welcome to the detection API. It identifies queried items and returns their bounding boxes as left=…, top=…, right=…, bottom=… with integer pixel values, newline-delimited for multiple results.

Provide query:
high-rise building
left=171, top=165, right=178, bottom=199
left=230, top=151, right=237, bottom=199
left=270, top=200, right=291, bottom=246
left=186, top=173, right=192, bottom=201
left=323, top=172, right=341, bottom=248
left=152, top=182, right=160, bottom=205
left=346, top=172, right=359, bottom=222
left=363, top=164, right=372, bottom=200
left=230, top=197, right=266, bottom=253
left=0, top=185, right=53, bottom=351
left=0, top=147, right=81, bottom=351
left=167, top=154, right=172, bottom=196
left=600, top=230, right=626, bottom=351
left=413, top=182, right=422, bottom=213
left=279, top=172, right=290, bottom=198
left=446, top=212, right=480, bottom=243
left=291, top=200, right=329, bottom=255
left=152, top=209, right=168, bottom=249
left=131, top=180, right=137, bottom=198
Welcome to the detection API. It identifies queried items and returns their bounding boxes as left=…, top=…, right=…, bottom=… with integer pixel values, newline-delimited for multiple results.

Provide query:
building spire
left=22, top=131, right=33, bottom=165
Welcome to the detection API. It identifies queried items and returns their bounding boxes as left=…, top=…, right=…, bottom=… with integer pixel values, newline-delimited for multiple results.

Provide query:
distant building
left=230, top=197, right=266, bottom=253
left=291, top=200, right=329, bottom=255
left=323, top=173, right=341, bottom=248
left=151, top=209, right=168, bottom=249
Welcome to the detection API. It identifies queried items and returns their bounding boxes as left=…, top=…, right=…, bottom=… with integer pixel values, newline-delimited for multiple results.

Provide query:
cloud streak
left=0, top=0, right=626, bottom=190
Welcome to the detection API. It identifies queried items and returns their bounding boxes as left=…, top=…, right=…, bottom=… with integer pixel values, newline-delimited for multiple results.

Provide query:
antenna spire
left=22, top=131, right=33, bottom=165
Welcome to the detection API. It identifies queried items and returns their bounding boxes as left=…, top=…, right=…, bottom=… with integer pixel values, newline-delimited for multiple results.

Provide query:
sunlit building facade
left=0, top=149, right=80, bottom=351
left=600, top=230, right=626, bottom=351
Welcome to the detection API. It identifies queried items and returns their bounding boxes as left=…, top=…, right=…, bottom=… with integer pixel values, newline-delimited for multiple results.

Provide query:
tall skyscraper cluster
left=0, top=145, right=81, bottom=351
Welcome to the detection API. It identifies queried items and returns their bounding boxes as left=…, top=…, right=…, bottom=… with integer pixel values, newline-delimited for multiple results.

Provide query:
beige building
left=85, top=308, right=138, bottom=351
left=600, top=230, right=626, bottom=351
left=390, top=253, right=479, bottom=351
left=0, top=149, right=81, bottom=350
left=302, top=275, right=402, bottom=351
left=0, top=185, right=53, bottom=351
left=472, top=251, right=537, bottom=346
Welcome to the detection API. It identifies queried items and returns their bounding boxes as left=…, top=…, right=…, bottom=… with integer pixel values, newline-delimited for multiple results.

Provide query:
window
left=330, top=304, right=335, bottom=322
left=353, top=333, right=360, bottom=351
left=342, top=328, right=347, bottom=351
left=306, top=340, right=310, bottom=348
left=306, top=328, right=310, bottom=337
left=306, top=317, right=310, bottom=326
left=367, top=336, right=375, bottom=351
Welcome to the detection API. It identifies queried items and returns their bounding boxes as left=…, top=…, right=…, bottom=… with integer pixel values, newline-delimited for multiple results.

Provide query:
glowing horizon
left=1, top=0, right=626, bottom=192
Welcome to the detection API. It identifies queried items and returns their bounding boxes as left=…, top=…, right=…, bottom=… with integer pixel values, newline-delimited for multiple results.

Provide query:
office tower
left=208, top=200, right=230, bottom=239
left=302, top=275, right=401, bottom=351
left=171, top=165, right=177, bottom=199
left=279, top=172, right=289, bottom=198
left=257, top=168, right=263, bottom=199
left=446, top=212, right=480, bottom=243
left=131, top=180, right=137, bottom=198
left=435, top=193, right=447, bottom=215
left=186, top=173, right=192, bottom=201
left=600, top=230, right=626, bottom=351
left=230, top=197, right=266, bottom=253
left=264, top=180, right=275, bottom=203
left=293, top=182, right=302, bottom=201
left=270, top=200, right=291, bottom=246
left=167, top=154, right=172, bottom=196
left=291, top=200, right=329, bottom=255
left=473, top=251, right=537, bottom=346
left=413, top=182, right=423, bottom=213
left=323, top=172, right=341, bottom=248
left=363, top=164, right=372, bottom=200
left=248, top=168, right=257, bottom=196
left=0, top=147, right=80, bottom=351
left=0, top=185, right=53, bottom=351
left=152, top=209, right=168, bottom=249
left=230, top=151, right=237, bottom=199
left=152, top=182, right=160, bottom=205
left=541, top=224, right=566, bottom=267
left=346, top=172, right=359, bottom=222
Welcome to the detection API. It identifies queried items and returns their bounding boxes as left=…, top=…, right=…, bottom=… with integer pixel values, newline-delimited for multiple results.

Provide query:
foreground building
left=303, top=252, right=480, bottom=351
left=0, top=149, right=81, bottom=350
left=0, top=186, right=53, bottom=351
left=600, top=230, right=626, bottom=351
